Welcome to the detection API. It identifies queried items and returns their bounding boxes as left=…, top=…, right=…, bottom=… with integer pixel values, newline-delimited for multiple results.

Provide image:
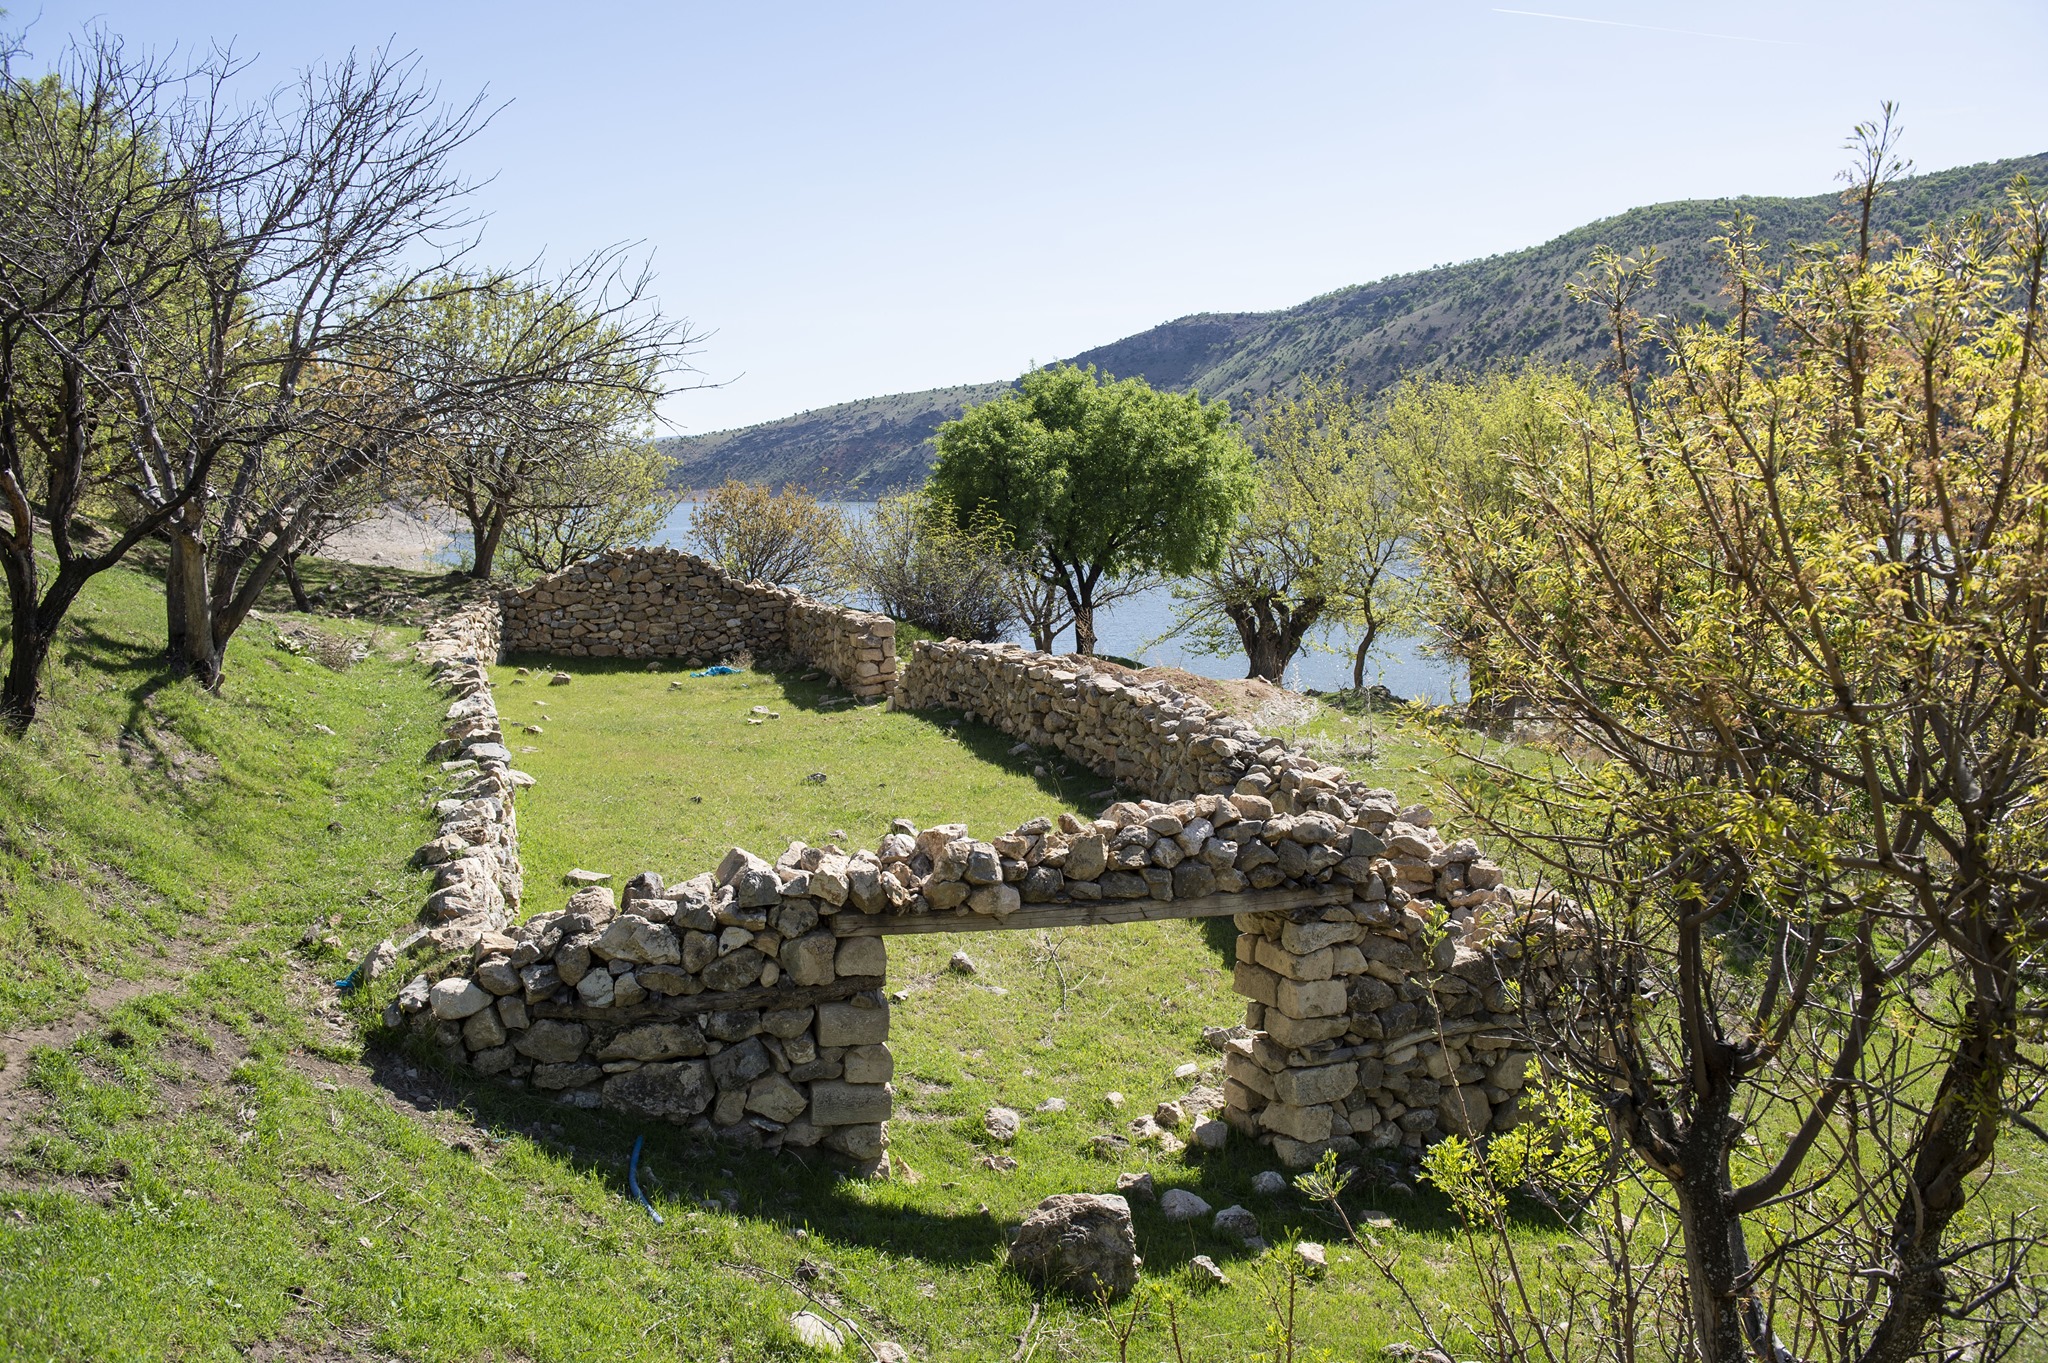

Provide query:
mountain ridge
left=662, top=151, right=2048, bottom=497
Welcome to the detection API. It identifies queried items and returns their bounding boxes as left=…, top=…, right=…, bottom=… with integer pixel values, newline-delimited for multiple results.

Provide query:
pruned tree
left=1407, top=116, right=2048, bottom=1361
left=688, top=479, right=842, bottom=592
left=1165, top=373, right=1407, bottom=685
left=498, top=437, right=677, bottom=580
left=415, top=268, right=684, bottom=581
left=0, top=33, right=265, bottom=730
left=929, top=364, right=1253, bottom=656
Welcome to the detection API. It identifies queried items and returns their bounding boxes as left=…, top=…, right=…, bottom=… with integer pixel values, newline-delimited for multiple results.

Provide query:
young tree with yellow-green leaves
left=1163, top=374, right=1409, bottom=685
left=1403, top=115, right=2048, bottom=1361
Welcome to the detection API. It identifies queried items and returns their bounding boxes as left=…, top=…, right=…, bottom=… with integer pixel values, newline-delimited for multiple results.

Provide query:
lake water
left=655, top=502, right=1464, bottom=702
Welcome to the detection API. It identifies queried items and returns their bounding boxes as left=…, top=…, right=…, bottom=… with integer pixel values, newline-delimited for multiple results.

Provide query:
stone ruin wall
left=390, top=616, right=1580, bottom=1173
left=409, top=596, right=525, bottom=944
left=892, top=639, right=1575, bottom=1167
left=500, top=547, right=897, bottom=699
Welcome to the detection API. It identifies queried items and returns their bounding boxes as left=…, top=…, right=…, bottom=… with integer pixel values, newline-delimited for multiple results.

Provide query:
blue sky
left=14, top=2, right=2047, bottom=434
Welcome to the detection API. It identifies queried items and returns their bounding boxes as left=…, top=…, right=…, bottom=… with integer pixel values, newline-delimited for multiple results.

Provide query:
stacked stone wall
left=411, top=596, right=526, bottom=946
left=501, top=547, right=895, bottom=699
left=398, top=602, right=1577, bottom=1173
left=397, top=857, right=897, bottom=1164
left=899, top=639, right=1314, bottom=801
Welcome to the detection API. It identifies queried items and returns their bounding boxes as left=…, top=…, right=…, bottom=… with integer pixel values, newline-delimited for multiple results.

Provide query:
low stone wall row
left=410, top=597, right=527, bottom=946
left=897, top=639, right=1332, bottom=803
left=501, top=548, right=897, bottom=700
left=402, top=772, right=1577, bottom=1168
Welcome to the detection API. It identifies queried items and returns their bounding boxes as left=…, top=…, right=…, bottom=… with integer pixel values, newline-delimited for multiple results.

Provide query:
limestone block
left=596, top=1023, right=707, bottom=1062
left=1263, top=1011, right=1349, bottom=1049
left=1254, top=937, right=1335, bottom=982
left=514, top=1020, right=588, bottom=1064
left=835, top=936, right=886, bottom=978
left=844, top=1044, right=894, bottom=1084
left=809, top=1080, right=893, bottom=1126
left=602, top=1060, right=714, bottom=1119
left=1272, top=1062, right=1359, bottom=1108
left=1274, top=976, right=1347, bottom=1019
left=816, top=1000, right=890, bottom=1047
left=781, top=930, right=838, bottom=987
left=1260, top=1102, right=1335, bottom=1143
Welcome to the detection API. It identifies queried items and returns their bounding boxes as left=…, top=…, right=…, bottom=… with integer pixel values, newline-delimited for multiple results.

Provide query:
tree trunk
left=469, top=504, right=506, bottom=580
left=1858, top=974, right=2014, bottom=1362
left=166, top=520, right=222, bottom=689
left=1671, top=1129, right=1750, bottom=1363
left=1351, top=611, right=1379, bottom=692
left=1, top=606, right=49, bottom=736
left=1073, top=604, right=1097, bottom=657
left=282, top=555, right=311, bottom=612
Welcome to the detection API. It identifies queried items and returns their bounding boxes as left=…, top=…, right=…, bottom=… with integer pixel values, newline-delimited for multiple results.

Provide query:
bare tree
left=0, top=33, right=263, bottom=730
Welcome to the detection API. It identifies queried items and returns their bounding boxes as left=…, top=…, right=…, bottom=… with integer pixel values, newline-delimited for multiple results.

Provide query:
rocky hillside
left=662, top=151, right=2048, bottom=497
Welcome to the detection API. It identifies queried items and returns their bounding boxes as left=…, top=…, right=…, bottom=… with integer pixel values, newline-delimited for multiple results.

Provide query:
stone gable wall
left=500, top=547, right=896, bottom=699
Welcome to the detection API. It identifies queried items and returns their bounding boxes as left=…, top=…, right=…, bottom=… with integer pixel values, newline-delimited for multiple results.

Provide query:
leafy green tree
left=499, top=439, right=678, bottom=580
left=1371, top=364, right=1594, bottom=711
left=929, top=364, right=1253, bottom=656
left=1412, top=124, right=2048, bottom=1359
left=416, top=272, right=678, bottom=581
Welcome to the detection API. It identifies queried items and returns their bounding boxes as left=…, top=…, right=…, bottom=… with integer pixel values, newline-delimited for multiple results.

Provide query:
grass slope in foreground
left=2, top=576, right=1537, bottom=1361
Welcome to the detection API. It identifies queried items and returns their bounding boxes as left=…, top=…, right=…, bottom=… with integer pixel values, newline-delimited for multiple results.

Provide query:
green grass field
left=0, top=558, right=1560, bottom=1360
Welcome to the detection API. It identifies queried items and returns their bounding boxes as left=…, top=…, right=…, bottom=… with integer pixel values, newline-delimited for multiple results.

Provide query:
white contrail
left=1491, top=7, right=1802, bottom=46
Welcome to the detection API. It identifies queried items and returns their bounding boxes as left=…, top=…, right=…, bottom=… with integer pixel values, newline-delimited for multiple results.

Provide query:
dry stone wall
left=501, top=547, right=896, bottom=699
left=410, top=597, right=527, bottom=947
left=394, top=867, right=896, bottom=1163
left=394, top=596, right=1580, bottom=1174
left=899, top=639, right=1312, bottom=801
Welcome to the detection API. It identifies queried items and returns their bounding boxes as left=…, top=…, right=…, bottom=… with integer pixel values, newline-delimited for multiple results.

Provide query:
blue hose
left=628, top=1135, right=664, bottom=1225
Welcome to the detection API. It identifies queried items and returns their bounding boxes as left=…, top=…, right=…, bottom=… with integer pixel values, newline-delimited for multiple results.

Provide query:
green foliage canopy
left=929, top=364, right=1253, bottom=654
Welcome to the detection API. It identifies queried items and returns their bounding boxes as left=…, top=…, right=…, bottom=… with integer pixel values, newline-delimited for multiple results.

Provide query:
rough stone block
left=1272, top=1062, right=1358, bottom=1108
left=1274, top=976, right=1347, bottom=1019
left=834, top=936, right=886, bottom=978
left=1260, top=1101, right=1335, bottom=1143
left=809, top=1080, right=893, bottom=1126
left=816, top=1000, right=890, bottom=1047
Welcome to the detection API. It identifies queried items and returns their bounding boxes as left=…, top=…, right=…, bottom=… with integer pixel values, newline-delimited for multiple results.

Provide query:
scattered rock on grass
left=948, top=950, right=978, bottom=975
left=1192, top=1118, right=1229, bottom=1150
left=1160, top=1188, right=1210, bottom=1221
left=1115, top=1171, right=1154, bottom=1202
left=1251, top=1170, right=1288, bottom=1196
left=1036, top=1096, right=1067, bottom=1113
left=1190, top=1254, right=1230, bottom=1288
left=1214, top=1205, right=1259, bottom=1243
left=1294, top=1241, right=1327, bottom=1274
left=984, top=1106, right=1022, bottom=1143
left=548, top=672, right=571, bottom=686
left=1007, top=1193, right=1139, bottom=1301
left=563, top=868, right=610, bottom=886
left=789, top=1311, right=841, bottom=1352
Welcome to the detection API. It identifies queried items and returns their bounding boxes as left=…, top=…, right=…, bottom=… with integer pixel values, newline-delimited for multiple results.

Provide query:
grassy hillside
left=661, top=151, right=2048, bottom=497
left=0, top=559, right=1543, bottom=1360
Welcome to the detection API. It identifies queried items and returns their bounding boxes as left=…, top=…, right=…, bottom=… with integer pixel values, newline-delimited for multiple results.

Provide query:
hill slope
left=664, top=151, right=2048, bottom=497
